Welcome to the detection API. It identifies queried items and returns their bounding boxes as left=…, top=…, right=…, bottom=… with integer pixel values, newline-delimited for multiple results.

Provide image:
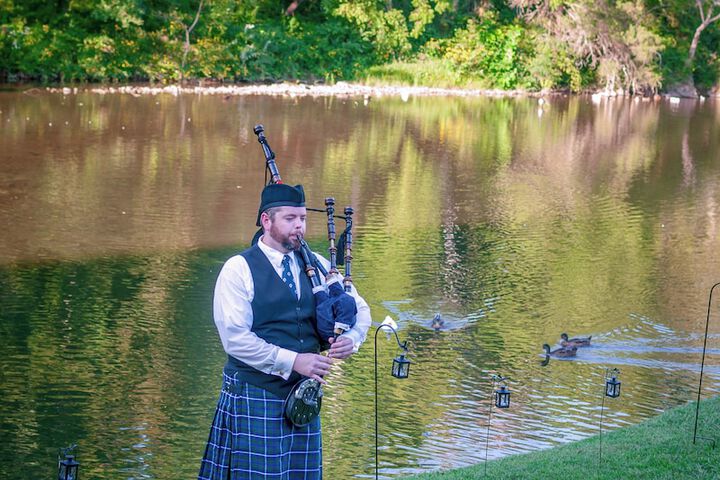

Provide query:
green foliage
left=2, top=20, right=56, bottom=80
left=89, top=0, right=144, bottom=29
left=692, top=42, right=719, bottom=91
left=616, top=1, right=664, bottom=92
left=514, top=0, right=664, bottom=93
left=0, top=0, right=382, bottom=82
left=442, top=18, right=532, bottom=89
left=0, top=0, right=717, bottom=91
left=658, top=35, right=691, bottom=87
left=524, top=33, right=583, bottom=91
left=649, top=0, right=720, bottom=91
left=408, top=0, right=451, bottom=39
left=330, top=0, right=413, bottom=60
left=225, top=16, right=376, bottom=82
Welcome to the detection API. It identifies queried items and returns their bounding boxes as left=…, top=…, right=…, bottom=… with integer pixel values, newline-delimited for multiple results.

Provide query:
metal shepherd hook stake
left=693, top=281, right=720, bottom=446
left=484, top=374, right=509, bottom=477
left=374, top=322, right=410, bottom=480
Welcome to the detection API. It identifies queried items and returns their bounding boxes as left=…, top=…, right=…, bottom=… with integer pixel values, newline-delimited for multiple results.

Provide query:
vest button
left=296, top=307, right=300, bottom=312
left=300, top=339, right=304, bottom=343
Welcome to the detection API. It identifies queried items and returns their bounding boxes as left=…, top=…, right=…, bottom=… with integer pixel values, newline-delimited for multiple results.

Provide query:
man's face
left=262, top=206, right=307, bottom=252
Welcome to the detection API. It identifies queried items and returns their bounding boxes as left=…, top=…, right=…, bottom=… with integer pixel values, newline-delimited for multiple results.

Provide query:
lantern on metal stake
left=599, top=368, right=622, bottom=468
left=57, top=445, right=79, bottom=480
left=484, top=374, right=510, bottom=476
left=374, top=319, right=411, bottom=480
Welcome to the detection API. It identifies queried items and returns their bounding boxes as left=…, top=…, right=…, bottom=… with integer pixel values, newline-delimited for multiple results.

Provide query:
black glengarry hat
left=256, top=183, right=306, bottom=226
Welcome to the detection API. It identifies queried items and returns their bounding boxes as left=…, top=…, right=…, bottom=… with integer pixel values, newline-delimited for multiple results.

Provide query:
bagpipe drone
left=253, top=124, right=358, bottom=427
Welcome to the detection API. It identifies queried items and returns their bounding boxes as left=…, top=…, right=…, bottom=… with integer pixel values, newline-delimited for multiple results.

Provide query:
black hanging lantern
left=605, top=376, right=621, bottom=398
left=391, top=352, right=411, bottom=379
left=495, top=385, right=511, bottom=408
left=605, top=368, right=621, bottom=398
left=58, top=454, right=79, bottom=480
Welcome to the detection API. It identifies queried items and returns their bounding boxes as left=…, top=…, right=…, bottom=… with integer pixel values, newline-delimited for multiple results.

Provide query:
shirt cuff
left=273, top=348, right=298, bottom=380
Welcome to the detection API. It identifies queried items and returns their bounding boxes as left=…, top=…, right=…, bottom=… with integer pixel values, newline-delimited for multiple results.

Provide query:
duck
left=560, top=333, right=592, bottom=347
left=431, top=313, right=444, bottom=331
left=543, top=343, right=577, bottom=358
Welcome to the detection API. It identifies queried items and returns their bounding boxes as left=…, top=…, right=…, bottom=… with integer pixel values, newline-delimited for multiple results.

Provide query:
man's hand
left=293, top=353, right=333, bottom=383
left=327, top=336, right=354, bottom=360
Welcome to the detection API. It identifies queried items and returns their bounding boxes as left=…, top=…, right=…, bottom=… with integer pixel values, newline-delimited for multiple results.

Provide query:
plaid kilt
left=198, top=372, right=322, bottom=480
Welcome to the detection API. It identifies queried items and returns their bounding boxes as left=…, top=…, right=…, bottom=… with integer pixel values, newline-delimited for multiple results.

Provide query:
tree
left=689, top=1, right=720, bottom=64
left=178, top=0, right=204, bottom=82
left=513, top=0, right=663, bottom=94
left=328, top=0, right=451, bottom=60
left=686, top=0, right=720, bottom=91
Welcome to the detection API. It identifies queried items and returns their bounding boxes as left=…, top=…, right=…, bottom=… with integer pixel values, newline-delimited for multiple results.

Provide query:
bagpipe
left=253, top=124, right=358, bottom=426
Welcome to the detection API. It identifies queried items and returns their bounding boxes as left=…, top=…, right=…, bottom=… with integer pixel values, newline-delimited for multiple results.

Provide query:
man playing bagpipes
left=198, top=130, right=371, bottom=480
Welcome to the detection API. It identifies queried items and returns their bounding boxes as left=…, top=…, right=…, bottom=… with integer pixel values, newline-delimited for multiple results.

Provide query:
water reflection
left=0, top=91, right=719, bottom=479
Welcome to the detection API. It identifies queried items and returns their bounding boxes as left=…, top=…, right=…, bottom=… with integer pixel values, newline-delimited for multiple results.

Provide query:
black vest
left=224, top=244, right=319, bottom=398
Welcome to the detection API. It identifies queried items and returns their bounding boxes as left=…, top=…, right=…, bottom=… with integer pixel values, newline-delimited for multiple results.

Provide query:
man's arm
left=213, top=255, right=298, bottom=379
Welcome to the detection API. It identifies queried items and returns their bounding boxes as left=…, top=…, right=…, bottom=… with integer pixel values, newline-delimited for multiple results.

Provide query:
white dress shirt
left=213, top=235, right=372, bottom=380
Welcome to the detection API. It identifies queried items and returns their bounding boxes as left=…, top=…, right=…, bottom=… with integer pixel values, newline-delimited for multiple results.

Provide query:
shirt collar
left=258, top=235, right=294, bottom=269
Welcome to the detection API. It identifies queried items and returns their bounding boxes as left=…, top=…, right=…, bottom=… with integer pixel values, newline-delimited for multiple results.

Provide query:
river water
left=1, top=89, right=719, bottom=479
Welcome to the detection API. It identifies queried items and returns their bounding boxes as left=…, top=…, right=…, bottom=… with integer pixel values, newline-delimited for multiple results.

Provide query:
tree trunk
left=687, top=23, right=706, bottom=67
left=181, top=28, right=190, bottom=83
left=681, top=2, right=720, bottom=97
left=687, top=3, right=720, bottom=71
left=179, top=0, right=204, bottom=84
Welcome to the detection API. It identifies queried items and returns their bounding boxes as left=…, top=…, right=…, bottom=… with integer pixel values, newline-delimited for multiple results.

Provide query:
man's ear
left=260, top=211, right=269, bottom=227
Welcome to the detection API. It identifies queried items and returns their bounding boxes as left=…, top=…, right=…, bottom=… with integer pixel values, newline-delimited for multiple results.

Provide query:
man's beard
left=270, top=224, right=300, bottom=251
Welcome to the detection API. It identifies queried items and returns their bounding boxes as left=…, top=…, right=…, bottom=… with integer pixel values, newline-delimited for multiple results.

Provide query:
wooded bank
left=1, top=1, right=719, bottom=97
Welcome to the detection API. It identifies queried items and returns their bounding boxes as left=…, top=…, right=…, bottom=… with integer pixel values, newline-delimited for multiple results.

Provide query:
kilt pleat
left=198, top=372, right=322, bottom=479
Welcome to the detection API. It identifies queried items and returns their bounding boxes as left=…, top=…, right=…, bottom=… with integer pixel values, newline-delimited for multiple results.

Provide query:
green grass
left=401, top=396, right=720, bottom=480
left=362, top=59, right=476, bottom=90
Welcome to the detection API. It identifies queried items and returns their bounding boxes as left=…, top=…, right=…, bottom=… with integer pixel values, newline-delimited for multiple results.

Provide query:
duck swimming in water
left=560, top=333, right=592, bottom=348
left=431, top=313, right=444, bottom=331
left=543, top=343, right=577, bottom=358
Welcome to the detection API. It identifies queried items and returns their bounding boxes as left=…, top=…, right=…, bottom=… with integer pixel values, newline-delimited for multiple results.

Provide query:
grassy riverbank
left=402, top=396, right=720, bottom=480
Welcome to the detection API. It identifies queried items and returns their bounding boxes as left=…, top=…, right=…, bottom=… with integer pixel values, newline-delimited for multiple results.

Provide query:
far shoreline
left=26, top=81, right=718, bottom=101
left=42, top=81, right=552, bottom=99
